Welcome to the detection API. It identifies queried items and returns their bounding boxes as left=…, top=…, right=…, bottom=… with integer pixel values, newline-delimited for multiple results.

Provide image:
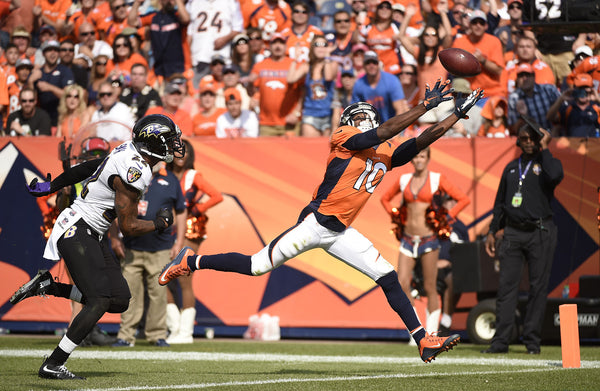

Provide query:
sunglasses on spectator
left=99, top=92, right=112, bottom=98
left=293, top=8, right=308, bottom=14
left=364, top=59, right=379, bottom=65
left=80, top=31, right=94, bottom=36
left=60, top=47, right=74, bottom=52
left=518, top=135, right=534, bottom=142
left=471, top=19, right=486, bottom=26
left=21, top=98, right=35, bottom=103
left=235, top=39, right=248, bottom=45
left=168, top=90, right=183, bottom=95
left=511, top=29, right=524, bottom=35
left=112, top=3, right=126, bottom=10
left=377, top=3, right=392, bottom=9
left=423, top=32, right=437, bottom=37
left=115, top=43, right=129, bottom=48
left=509, top=4, right=522, bottom=10
left=95, top=61, right=107, bottom=66
left=335, top=18, right=350, bottom=23
left=399, top=71, right=415, bottom=75
left=249, top=36, right=261, bottom=41
left=67, top=94, right=80, bottom=99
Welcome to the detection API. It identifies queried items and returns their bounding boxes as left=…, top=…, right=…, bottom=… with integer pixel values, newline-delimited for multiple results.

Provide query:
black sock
left=47, top=347, right=69, bottom=366
left=198, top=253, right=253, bottom=275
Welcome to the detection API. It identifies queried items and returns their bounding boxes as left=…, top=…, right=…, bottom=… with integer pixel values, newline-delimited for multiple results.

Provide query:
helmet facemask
left=340, top=102, right=381, bottom=132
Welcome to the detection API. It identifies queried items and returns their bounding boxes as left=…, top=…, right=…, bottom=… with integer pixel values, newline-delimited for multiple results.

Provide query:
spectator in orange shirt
left=146, top=79, right=194, bottom=136
left=501, top=35, right=555, bottom=95
left=192, top=84, right=226, bottom=136
left=280, top=0, right=322, bottom=62
left=478, top=95, right=509, bottom=137
left=63, top=0, right=106, bottom=42
left=360, top=1, right=402, bottom=75
left=3, top=44, right=19, bottom=85
left=101, top=0, right=137, bottom=45
left=250, top=32, right=302, bottom=136
left=106, top=33, right=149, bottom=83
left=7, top=58, right=34, bottom=122
left=452, top=10, right=505, bottom=98
left=56, top=84, right=92, bottom=140
left=198, top=55, right=225, bottom=96
left=33, top=0, right=72, bottom=35
left=248, top=0, right=292, bottom=42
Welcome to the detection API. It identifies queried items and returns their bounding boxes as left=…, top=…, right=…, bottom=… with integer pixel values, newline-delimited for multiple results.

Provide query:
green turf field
left=1, top=335, right=599, bottom=390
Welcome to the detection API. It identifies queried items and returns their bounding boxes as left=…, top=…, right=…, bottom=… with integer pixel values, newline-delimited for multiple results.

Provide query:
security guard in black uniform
left=482, top=124, right=564, bottom=354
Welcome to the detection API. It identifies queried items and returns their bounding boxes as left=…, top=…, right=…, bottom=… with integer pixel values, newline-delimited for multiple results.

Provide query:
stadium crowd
left=0, top=0, right=598, bottom=139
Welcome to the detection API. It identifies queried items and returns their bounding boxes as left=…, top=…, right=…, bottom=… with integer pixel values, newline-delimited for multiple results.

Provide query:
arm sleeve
left=539, top=149, right=564, bottom=188
left=391, top=138, right=418, bottom=168
left=341, top=128, right=381, bottom=150
left=50, top=158, right=104, bottom=193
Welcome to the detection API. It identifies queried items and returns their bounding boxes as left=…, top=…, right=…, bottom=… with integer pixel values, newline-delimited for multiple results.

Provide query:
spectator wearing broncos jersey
left=128, top=0, right=190, bottom=79
left=101, top=0, right=139, bottom=45
left=359, top=1, right=403, bottom=76
left=501, top=36, right=555, bottom=95
left=6, top=58, right=33, bottom=127
left=186, top=0, right=243, bottom=88
left=248, top=0, right=291, bottom=42
left=11, top=114, right=184, bottom=379
left=159, top=81, right=485, bottom=365
left=56, top=84, right=91, bottom=140
left=215, top=87, right=259, bottom=138
left=62, top=0, right=106, bottom=42
left=250, top=33, right=302, bottom=136
left=351, top=51, right=407, bottom=123
left=328, top=10, right=356, bottom=67
left=287, top=34, right=338, bottom=137
left=33, top=0, right=71, bottom=36
left=280, top=0, right=322, bottom=63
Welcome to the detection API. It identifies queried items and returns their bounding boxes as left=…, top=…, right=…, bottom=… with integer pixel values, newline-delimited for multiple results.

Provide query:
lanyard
left=517, top=158, right=532, bottom=190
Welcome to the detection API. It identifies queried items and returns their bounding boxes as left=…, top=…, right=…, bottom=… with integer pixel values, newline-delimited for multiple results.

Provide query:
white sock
left=58, top=335, right=78, bottom=353
left=69, top=286, right=82, bottom=303
left=440, top=313, right=452, bottom=328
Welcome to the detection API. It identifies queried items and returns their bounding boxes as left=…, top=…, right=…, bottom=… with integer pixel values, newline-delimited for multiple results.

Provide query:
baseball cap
left=574, top=45, right=593, bottom=58
left=515, top=62, right=534, bottom=75
left=341, top=66, right=355, bottom=76
left=199, top=83, right=216, bottom=95
left=224, top=87, right=241, bottom=102
left=469, top=10, right=487, bottom=23
left=573, top=73, right=593, bottom=88
left=270, top=32, right=287, bottom=43
left=223, top=63, right=239, bottom=74
left=452, top=78, right=472, bottom=94
left=16, top=58, right=33, bottom=70
left=165, top=81, right=184, bottom=94
left=507, top=0, right=523, bottom=6
left=39, top=25, right=56, bottom=35
left=364, top=50, right=379, bottom=64
left=377, top=0, right=392, bottom=9
left=41, top=40, right=60, bottom=52
left=233, top=33, right=249, bottom=46
left=352, top=43, right=369, bottom=54
left=392, top=3, right=405, bottom=13
left=210, top=54, right=225, bottom=65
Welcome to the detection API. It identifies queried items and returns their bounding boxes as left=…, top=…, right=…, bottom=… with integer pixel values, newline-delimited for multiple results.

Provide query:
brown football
left=438, top=48, right=482, bottom=77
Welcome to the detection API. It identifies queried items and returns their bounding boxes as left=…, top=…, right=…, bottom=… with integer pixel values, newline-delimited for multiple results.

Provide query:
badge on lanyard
left=511, top=191, right=522, bottom=208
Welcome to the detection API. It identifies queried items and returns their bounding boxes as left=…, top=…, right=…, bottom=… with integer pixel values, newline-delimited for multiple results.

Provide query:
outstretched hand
left=27, top=173, right=52, bottom=197
left=423, top=79, right=453, bottom=110
left=454, top=88, right=485, bottom=119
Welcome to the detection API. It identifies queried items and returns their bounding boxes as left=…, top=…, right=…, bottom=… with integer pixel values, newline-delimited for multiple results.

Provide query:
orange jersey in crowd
left=146, top=106, right=194, bottom=136
left=35, top=0, right=72, bottom=25
left=106, top=53, right=152, bottom=82
left=362, top=23, right=401, bottom=75
left=102, top=18, right=143, bottom=45
left=308, top=125, right=400, bottom=229
left=251, top=56, right=301, bottom=126
left=452, top=33, right=506, bottom=97
left=67, top=7, right=107, bottom=41
left=413, top=46, right=448, bottom=101
left=192, top=108, right=227, bottom=136
left=567, top=55, right=600, bottom=91
left=380, top=171, right=470, bottom=218
left=281, top=25, right=323, bottom=62
left=241, top=0, right=263, bottom=27
left=4, top=65, right=16, bottom=86
left=501, top=59, right=555, bottom=94
left=7, top=81, right=23, bottom=117
left=248, top=0, right=292, bottom=41
left=394, top=0, right=424, bottom=29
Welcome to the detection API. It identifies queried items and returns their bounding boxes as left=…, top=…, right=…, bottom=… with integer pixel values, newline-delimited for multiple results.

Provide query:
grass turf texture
left=1, top=335, right=599, bottom=390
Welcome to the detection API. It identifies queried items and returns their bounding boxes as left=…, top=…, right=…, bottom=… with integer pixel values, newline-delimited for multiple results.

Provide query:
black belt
left=506, top=217, right=551, bottom=232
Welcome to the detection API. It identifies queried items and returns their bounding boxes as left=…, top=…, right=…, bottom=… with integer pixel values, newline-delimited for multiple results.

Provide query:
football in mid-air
left=438, top=48, right=482, bottom=77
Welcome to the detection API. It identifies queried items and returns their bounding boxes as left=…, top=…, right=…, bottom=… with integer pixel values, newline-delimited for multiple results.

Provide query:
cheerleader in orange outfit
left=380, top=147, right=469, bottom=335
left=166, top=139, right=223, bottom=344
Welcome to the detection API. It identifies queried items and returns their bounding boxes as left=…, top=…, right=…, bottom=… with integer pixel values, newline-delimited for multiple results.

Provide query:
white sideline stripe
left=2, top=348, right=600, bottom=368
left=43, top=368, right=575, bottom=391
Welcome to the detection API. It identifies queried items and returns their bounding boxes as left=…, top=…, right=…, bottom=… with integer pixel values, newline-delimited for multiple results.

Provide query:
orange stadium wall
left=0, top=136, right=598, bottom=339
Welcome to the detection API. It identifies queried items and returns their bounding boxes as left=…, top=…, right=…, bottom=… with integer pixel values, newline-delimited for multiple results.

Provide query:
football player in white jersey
left=9, top=114, right=185, bottom=380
